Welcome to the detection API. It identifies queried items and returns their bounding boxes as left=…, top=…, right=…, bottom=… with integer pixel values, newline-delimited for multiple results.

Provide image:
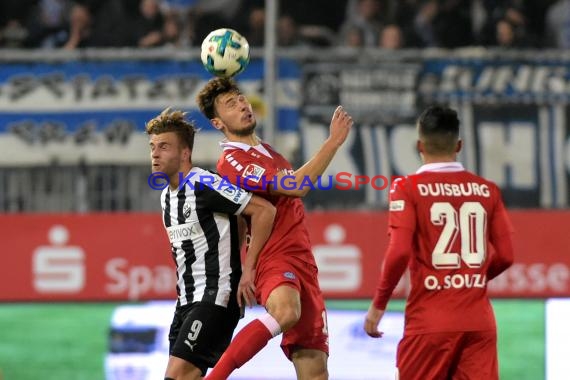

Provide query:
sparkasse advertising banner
left=0, top=210, right=568, bottom=301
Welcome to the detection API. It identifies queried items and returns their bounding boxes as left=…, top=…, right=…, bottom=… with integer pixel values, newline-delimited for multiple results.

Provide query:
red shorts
left=396, top=330, right=498, bottom=380
left=255, top=257, right=329, bottom=359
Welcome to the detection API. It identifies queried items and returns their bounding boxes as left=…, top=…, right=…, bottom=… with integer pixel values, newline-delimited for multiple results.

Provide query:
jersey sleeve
left=489, top=184, right=515, bottom=240
left=487, top=184, right=515, bottom=278
left=195, top=173, right=252, bottom=215
left=387, top=177, right=416, bottom=232
left=372, top=227, right=413, bottom=310
left=217, top=150, right=279, bottom=195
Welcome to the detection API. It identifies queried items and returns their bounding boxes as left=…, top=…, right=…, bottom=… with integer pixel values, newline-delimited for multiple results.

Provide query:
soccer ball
left=200, top=28, right=250, bottom=78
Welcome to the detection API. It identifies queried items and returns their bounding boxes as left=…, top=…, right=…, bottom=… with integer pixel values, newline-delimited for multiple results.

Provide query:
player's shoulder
left=389, top=174, right=417, bottom=194
left=196, top=167, right=223, bottom=181
left=463, top=170, right=502, bottom=191
left=218, top=148, right=246, bottom=173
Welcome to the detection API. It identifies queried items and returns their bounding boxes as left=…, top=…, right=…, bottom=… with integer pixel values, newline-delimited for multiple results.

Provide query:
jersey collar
left=416, top=162, right=465, bottom=174
left=220, top=140, right=273, bottom=158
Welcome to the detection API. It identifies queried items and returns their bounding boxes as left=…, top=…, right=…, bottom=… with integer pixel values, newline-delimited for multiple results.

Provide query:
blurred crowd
left=1, top=0, right=569, bottom=50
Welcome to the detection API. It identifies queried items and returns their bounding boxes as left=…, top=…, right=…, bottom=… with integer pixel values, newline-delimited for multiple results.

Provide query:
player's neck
left=422, top=155, right=456, bottom=164
left=170, top=163, right=192, bottom=190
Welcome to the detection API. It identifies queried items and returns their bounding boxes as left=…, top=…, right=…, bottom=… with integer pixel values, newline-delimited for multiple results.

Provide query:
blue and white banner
left=301, top=58, right=570, bottom=208
left=0, top=59, right=300, bottom=165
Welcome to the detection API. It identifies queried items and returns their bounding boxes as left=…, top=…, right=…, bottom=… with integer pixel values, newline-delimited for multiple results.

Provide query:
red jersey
left=376, top=162, right=513, bottom=335
left=216, top=141, right=316, bottom=270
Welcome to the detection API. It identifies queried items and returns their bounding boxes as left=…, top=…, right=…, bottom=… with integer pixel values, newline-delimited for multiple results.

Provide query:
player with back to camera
left=146, top=108, right=277, bottom=380
left=364, top=105, right=515, bottom=380
left=196, top=77, right=353, bottom=380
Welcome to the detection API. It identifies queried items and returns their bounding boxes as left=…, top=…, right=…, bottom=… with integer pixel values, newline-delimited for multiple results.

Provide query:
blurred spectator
left=339, top=25, right=365, bottom=47
left=491, top=0, right=551, bottom=45
left=1, top=21, right=30, bottom=48
left=244, top=6, right=265, bottom=46
left=494, top=18, right=526, bottom=47
left=470, top=0, right=488, bottom=44
left=379, top=23, right=404, bottom=49
left=62, top=2, right=90, bottom=49
left=63, top=0, right=139, bottom=49
left=161, top=0, right=197, bottom=13
left=133, top=0, right=164, bottom=47
left=161, top=11, right=183, bottom=47
left=25, top=0, right=71, bottom=48
left=195, top=0, right=240, bottom=21
left=192, top=0, right=243, bottom=44
left=392, top=0, right=423, bottom=47
left=413, top=0, right=438, bottom=47
left=277, top=14, right=307, bottom=47
left=0, top=0, right=563, bottom=49
left=339, top=0, right=386, bottom=46
left=344, top=0, right=393, bottom=25
left=473, top=0, right=545, bottom=48
left=545, top=0, right=570, bottom=48
left=414, top=0, right=474, bottom=48
left=0, top=0, right=37, bottom=47
left=496, top=19, right=515, bottom=47
left=434, top=0, right=474, bottom=48
left=281, top=0, right=348, bottom=34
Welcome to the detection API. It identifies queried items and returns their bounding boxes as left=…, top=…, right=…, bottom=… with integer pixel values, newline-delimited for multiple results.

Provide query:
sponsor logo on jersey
left=184, top=340, right=197, bottom=351
left=219, top=182, right=246, bottom=203
left=389, top=200, right=405, bottom=211
left=283, top=271, right=296, bottom=280
left=183, top=203, right=192, bottom=218
left=166, top=222, right=203, bottom=243
left=243, top=164, right=266, bottom=183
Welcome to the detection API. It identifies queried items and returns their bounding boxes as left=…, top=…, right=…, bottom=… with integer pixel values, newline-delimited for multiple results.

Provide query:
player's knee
left=266, top=287, right=302, bottom=331
left=270, top=303, right=301, bottom=331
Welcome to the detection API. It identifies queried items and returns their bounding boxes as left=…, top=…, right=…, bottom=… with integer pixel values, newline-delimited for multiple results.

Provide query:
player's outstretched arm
left=238, top=195, right=276, bottom=307
left=269, top=105, right=353, bottom=197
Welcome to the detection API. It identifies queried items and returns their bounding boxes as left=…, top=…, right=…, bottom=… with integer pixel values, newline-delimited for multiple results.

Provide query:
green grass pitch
left=0, top=299, right=544, bottom=380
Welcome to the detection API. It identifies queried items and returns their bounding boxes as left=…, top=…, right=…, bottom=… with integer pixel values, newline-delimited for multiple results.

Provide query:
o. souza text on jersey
left=424, top=273, right=487, bottom=290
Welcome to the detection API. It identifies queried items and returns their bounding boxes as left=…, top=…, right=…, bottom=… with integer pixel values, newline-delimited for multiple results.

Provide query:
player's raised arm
left=268, top=105, right=353, bottom=197
left=238, top=195, right=276, bottom=307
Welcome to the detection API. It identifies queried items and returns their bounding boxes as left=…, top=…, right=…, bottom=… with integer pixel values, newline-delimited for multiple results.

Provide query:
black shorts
left=169, top=300, right=241, bottom=376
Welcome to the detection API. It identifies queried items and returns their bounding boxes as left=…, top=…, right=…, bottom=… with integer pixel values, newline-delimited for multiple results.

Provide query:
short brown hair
left=196, top=77, right=241, bottom=119
left=145, top=108, right=197, bottom=150
left=417, top=105, right=460, bottom=155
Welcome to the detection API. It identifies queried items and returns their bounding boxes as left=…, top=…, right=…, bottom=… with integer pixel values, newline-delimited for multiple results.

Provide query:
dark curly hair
left=196, top=77, right=241, bottom=119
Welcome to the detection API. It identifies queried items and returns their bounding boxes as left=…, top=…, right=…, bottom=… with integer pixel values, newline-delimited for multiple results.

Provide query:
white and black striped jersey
left=160, top=167, right=252, bottom=308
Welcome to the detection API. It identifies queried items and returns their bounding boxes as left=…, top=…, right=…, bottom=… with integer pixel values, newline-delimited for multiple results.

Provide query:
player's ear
left=416, top=140, right=423, bottom=154
left=455, top=139, right=462, bottom=153
left=182, top=146, right=191, bottom=161
left=210, top=118, right=224, bottom=131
